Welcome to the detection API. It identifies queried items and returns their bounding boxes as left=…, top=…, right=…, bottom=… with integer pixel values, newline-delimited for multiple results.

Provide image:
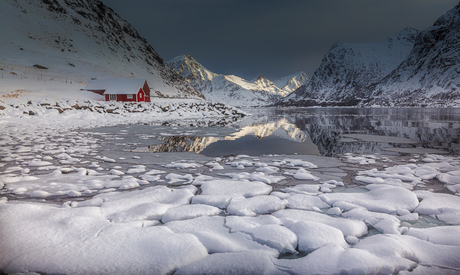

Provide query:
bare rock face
left=168, top=55, right=307, bottom=107
left=0, top=0, right=203, bottom=98
left=281, top=2, right=460, bottom=107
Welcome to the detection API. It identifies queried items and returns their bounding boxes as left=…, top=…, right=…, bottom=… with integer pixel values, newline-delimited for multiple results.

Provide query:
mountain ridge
left=363, top=2, right=460, bottom=107
left=0, top=0, right=203, bottom=99
left=279, top=2, right=460, bottom=108
left=280, top=27, right=420, bottom=107
left=168, top=54, right=307, bottom=106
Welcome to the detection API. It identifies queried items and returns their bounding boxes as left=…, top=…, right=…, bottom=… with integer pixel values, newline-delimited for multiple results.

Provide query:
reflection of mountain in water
left=228, top=118, right=308, bottom=142
left=148, top=136, right=220, bottom=153
left=291, top=108, right=460, bottom=156
left=147, top=108, right=459, bottom=157
left=148, top=118, right=311, bottom=154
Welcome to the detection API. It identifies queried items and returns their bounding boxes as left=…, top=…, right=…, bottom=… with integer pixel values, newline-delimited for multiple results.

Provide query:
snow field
left=1, top=111, right=460, bottom=274
left=2, top=152, right=460, bottom=274
left=0, top=98, right=246, bottom=131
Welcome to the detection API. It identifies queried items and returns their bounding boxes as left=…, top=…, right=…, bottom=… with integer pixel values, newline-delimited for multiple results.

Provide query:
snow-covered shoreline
left=0, top=98, right=247, bottom=131
left=1, top=101, right=460, bottom=274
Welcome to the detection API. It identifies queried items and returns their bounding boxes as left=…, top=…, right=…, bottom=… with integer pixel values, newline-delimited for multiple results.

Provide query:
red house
left=84, top=79, right=151, bottom=102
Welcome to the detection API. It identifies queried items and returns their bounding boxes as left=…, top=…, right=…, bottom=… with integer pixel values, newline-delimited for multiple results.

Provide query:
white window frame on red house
left=109, top=94, right=116, bottom=101
left=127, top=94, right=133, bottom=99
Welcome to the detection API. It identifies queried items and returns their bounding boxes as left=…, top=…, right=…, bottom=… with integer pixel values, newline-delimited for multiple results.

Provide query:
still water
left=91, top=108, right=460, bottom=157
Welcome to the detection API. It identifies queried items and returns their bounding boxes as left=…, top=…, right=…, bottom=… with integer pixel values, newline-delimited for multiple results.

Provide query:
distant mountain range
left=2, top=0, right=458, bottom=107
left=168, top=55, right=307, bottom=107
left=280, top=2, right=460, bottom=107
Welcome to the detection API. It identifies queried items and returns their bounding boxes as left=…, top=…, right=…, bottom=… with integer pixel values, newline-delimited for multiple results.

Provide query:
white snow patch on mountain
left=282, top=27, right=419, bottom=106
left=168, top=55, right=307, bottom=107
left=0, top=0, right=202, bottom=99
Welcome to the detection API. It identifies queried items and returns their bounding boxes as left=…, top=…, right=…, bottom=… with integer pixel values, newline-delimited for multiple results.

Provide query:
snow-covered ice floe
left=1, top=107, right=460, bottom=274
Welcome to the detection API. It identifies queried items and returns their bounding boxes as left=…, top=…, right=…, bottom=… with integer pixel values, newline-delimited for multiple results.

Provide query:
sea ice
left=191, top=194, right=240, bottom=209
left=165, top=173, right=194, bottom=185
left=327, top=207, right=343, bottom=216
left=281, top=158, right=318, bottom=168
left=200, top=179, right=272, bottom=198
left=165, top=162, right=202, bottom=169
left=27, top=160, right=53, bottom=166
left=161, top=204, right=222, bottom=223
left=273, top=209, right=368, bottom=237
left=205, top=161, right=225, bottom=170
left=76, top=186, right=195, bottom=222
left=280, top=184, right=321, bottom=195
left=226, top=195, right=288, bottom=216
left=126, top=165, right=146, bottom=174
left=255, top=166, right=279, bottom=174
left=174, top=251, right=287, bottom=275
left=342, top=208, right=403, bottom=234
left=320, top=184, right=419, bottom=213
left=284, top=168, right=320, bottom=180
left=406, top=225, right=460, bottom=246
left=285, top=194, right=330, bottom=211
left=0, top=203, right=208, bottom=275
left=414, top=191, right=460, bottom=224
left=343, top=154, right=377, bottom=165
left=438, top=172, right=460, bottom=185
left=220, top=171, right=285, bottom=184
left=165, top=216, right=278, bottom=256
left=290, top=221, right=348, bottom=253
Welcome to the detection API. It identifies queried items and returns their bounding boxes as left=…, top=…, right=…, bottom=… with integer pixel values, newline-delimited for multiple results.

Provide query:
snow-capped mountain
left=168, top=55, right=307, bottom=106
left=272, top=72, right=308, bottom=95
left=364, top=2, right=460, bottom=107
left=0, top=0, right=203, bottom=99
left=281, top=3, right=460, bottom=108
left=281, top=28, right=419, bottom=106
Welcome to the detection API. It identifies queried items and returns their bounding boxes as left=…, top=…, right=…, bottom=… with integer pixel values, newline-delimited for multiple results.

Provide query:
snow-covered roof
left=84, top=79, right=146, bottom=95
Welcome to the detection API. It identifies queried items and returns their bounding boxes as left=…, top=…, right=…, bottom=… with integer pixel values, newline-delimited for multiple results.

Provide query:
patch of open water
left=87, top=107, right=460, bottom=157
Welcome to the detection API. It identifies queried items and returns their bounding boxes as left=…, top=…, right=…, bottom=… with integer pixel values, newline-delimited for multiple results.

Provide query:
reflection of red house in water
left=84, top=79, right=151, bottom=102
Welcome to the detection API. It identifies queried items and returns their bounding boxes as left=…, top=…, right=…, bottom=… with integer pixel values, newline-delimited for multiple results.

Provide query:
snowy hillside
left=281, top=28, right=419, bottom=106
left=168, top=55, right=307, bottom=107
left=364, top=2, right=460, bottom=107
left=272, top=72, right=308, bottom=95
left=281, top=2, right=460, bottom=108
left=0, top=0, right=203, bottom=99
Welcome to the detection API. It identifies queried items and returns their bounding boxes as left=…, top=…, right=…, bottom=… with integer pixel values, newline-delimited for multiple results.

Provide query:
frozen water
left=406, top=225, right=460, bottom=246
left=0, top=202, right=208, bottom=275
left=226, top=195, right=288, bottom=216
left=290, top=221, right=349, bottom=253
left=285, top=194, right=330, bottom=211
left=273, top=209, right=368, bottom=237
left=200, top=179, right=272, bottom=197
left=161, top=204, right=222, bottom=223
left=320, top=184, right=419, bottom=213
left=414, top=191, right=460, bottom=224
left=165, top=216, right=278, bottom=256
left=226, top=216, right=297, bottom=253
left=1, top=105, right=460, bottom=274
left=284, top=168, right=320, bottom=180
left=175, top=251, right=287, bottom=275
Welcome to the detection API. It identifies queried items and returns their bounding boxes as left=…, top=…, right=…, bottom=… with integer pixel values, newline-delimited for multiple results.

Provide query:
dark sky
left=106, top=0, right=458, bottom=80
